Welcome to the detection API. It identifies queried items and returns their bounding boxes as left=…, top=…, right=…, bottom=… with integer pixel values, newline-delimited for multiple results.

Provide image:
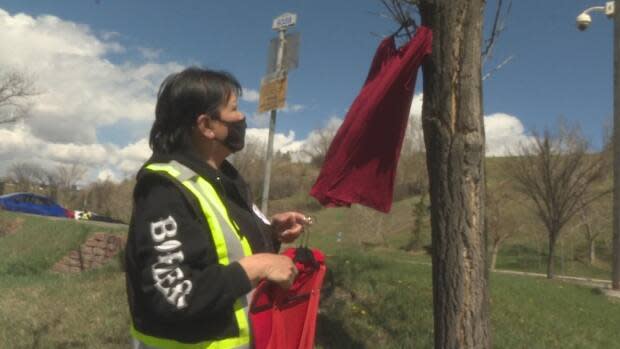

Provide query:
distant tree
left=7, top=162, right=45, bottom=192
left=402, top=194, right=427, bottom=251
left=230, top=138, right=266, bottom=199
left=301, top=120, right=340, bottom=167
left=81, top=180, right=116, bottom=217
left=507, top=124, right=608, bottom=279
left=396, top=111, right=428, bottom=198
left=54, top=164, right=87, bottom=206
left=486, top=180, right=521, bottom=270
left=0, top=70, right=37, bottom=124
left=606, top=117, right=620, bottom=289
left=55, top=164, right=87, bottom=190
left=574, top=196, right=611, bottom=265
left=6, top=162, right=70, bottom=200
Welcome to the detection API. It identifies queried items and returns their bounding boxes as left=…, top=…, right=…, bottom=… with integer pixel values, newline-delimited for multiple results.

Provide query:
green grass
left=317, top=250, right=620, bottom=349
left=495, top=243, right=612, bottom=280
left=1, top=199, right=619, bottom=348
left=0, top=211, right=128, bottom=348
left=0, top=270, right=130, bottom=348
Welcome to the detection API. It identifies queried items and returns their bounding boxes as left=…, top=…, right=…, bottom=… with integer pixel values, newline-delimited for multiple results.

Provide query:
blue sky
left=0, top=0, right=614, bottom=181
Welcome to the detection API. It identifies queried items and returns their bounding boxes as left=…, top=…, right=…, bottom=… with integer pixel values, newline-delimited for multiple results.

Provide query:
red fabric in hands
left=250, top=248, right=326, bottom=349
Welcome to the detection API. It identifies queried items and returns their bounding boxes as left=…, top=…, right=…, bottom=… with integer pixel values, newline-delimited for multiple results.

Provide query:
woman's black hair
left=149, top=67, right=242, bottom=154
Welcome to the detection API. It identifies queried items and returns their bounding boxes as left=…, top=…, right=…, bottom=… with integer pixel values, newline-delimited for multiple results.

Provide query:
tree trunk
left=547, top=236, right=557, bottom=279
left=490, top=241, right=500, bottom=271
left=419, top=1, right=490, bottom=348
left=589, top=239, right=596, bottom=265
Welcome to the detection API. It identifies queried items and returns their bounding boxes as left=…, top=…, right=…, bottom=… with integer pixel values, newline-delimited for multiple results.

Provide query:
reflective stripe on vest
left=131, top=160, right=253, bottom=349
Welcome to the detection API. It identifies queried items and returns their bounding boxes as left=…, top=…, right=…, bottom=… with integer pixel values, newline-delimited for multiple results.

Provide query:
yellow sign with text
left=258, top=76, right=287, bottom=113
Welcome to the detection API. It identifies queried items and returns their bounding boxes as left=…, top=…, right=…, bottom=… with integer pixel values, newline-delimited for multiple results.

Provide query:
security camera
left=576, top=13, right=592, bottom=31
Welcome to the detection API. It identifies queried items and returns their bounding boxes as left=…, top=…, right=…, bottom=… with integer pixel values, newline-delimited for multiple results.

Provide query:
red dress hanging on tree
left=310, top=27, right=432, bottom=213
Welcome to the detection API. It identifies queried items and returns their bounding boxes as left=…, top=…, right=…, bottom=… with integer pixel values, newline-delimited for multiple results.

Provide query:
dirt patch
left=52, top=232, right=126, bottom=273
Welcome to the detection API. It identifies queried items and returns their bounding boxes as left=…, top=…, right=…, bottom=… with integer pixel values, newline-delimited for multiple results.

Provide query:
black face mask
left=218, top=118, right=246, bottom=152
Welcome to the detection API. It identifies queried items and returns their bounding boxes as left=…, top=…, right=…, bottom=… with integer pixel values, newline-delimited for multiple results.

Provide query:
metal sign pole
left=261, top=28, right=287, bottom=215
left=613, top=1, right=620, bottom=290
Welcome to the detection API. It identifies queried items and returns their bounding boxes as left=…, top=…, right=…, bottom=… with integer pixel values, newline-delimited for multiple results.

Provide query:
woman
left=125, top=67, right=307, bottom=349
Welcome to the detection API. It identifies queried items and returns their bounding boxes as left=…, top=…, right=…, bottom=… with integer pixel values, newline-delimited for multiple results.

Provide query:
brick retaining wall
left=52, top=232, right=126, bottom=273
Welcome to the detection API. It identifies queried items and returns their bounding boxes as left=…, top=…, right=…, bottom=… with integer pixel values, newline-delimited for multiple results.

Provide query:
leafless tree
left=573, top=197, right=611, bottom=265
left=7, top=162, right=46, bottom=192
left=55, top=164, right=87, bottom=190
left=53, top=164, right=87, bottom=206
left=230, top=138, right=267, bottom=198
left=301, top=120, right=340, bottom=166
left=507, top=124, right=609, bottom=279
left=486, top=180, right=522, bottom=270
left=0, top=70, right=37, bottom=124
left=6, top=162, right=68, bottom=200
left=402, top=194, right=428, bottom=251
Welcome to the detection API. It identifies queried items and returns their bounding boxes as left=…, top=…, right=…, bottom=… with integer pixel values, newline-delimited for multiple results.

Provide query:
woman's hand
left=270, top=211, right=307, bottom=243
left=238, top=253, right=298, bottom=289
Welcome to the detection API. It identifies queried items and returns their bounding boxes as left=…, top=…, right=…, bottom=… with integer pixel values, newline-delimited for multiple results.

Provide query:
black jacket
left=125, top=151, right=277, bottom=343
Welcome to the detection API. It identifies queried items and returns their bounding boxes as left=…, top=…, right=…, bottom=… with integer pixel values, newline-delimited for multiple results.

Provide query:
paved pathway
left=398, top=259, right=620, bottom=299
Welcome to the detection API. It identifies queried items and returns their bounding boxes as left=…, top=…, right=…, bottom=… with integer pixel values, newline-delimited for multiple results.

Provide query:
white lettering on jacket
left=149, top=216, right=192, bottom=309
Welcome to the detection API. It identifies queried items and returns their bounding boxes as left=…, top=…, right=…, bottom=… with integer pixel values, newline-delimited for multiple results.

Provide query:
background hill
left=1, top=175, right=618, bottom=348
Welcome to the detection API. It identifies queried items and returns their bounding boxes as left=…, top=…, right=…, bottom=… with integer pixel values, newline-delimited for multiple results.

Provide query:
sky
left=0, top=0, right=614, bottom=182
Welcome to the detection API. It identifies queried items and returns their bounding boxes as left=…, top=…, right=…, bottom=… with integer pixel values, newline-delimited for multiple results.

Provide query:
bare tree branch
left=482, top=55, right=514, bottom=81
left=507, top=122, right=609, bottom=278
left=487, top=180, right=522, bottom=270
left=379, top=0, right=419, bottom=40
left=482, top=0, right=512, bottom=62
left=0, top=70, right=38, bottom=125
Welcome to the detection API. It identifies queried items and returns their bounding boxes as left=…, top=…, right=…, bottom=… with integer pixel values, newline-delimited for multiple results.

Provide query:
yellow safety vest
left=131, top=160, right=253, bottom=349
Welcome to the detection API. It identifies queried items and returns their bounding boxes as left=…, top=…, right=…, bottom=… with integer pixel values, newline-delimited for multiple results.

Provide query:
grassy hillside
left=0, top=211, right=128, bottom=348
left=317, top=249, right=620, bottom=348
left=1, top=205, right=619, bottom=348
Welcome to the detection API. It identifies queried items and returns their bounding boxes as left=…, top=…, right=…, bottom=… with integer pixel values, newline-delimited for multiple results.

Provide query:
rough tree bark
left=418, top=0, right=491, bottom=348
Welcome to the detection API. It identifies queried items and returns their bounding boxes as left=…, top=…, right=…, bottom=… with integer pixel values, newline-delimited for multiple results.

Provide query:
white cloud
left=484, top=113, right=535, bottom=156
left=407, top=93, right=532, bottom=156
left=101, top=31, right=121, bottom=41
left=281, top=103, right=306, bottom=113
left=0, top=8, right=182, bottom=146
left=0, top=122, right=151, bottom=182
left=245, top=104, right=306, bottom=129
left=252, top=110, right=531, bottom=162
left=248, top=111, right=270, bottom=127
left=241, top=88, right=260, bottom=102
left=97, top=168, right=119, bottom=182
left=137, top=47, right=162, bottom=61
left=0, top=8, right=186, bottom=181
left=245, top=128, right=301, bottom=152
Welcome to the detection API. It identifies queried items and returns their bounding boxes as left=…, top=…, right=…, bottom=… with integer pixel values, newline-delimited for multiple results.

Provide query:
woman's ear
left=195, top=114, right=216, bottom=140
